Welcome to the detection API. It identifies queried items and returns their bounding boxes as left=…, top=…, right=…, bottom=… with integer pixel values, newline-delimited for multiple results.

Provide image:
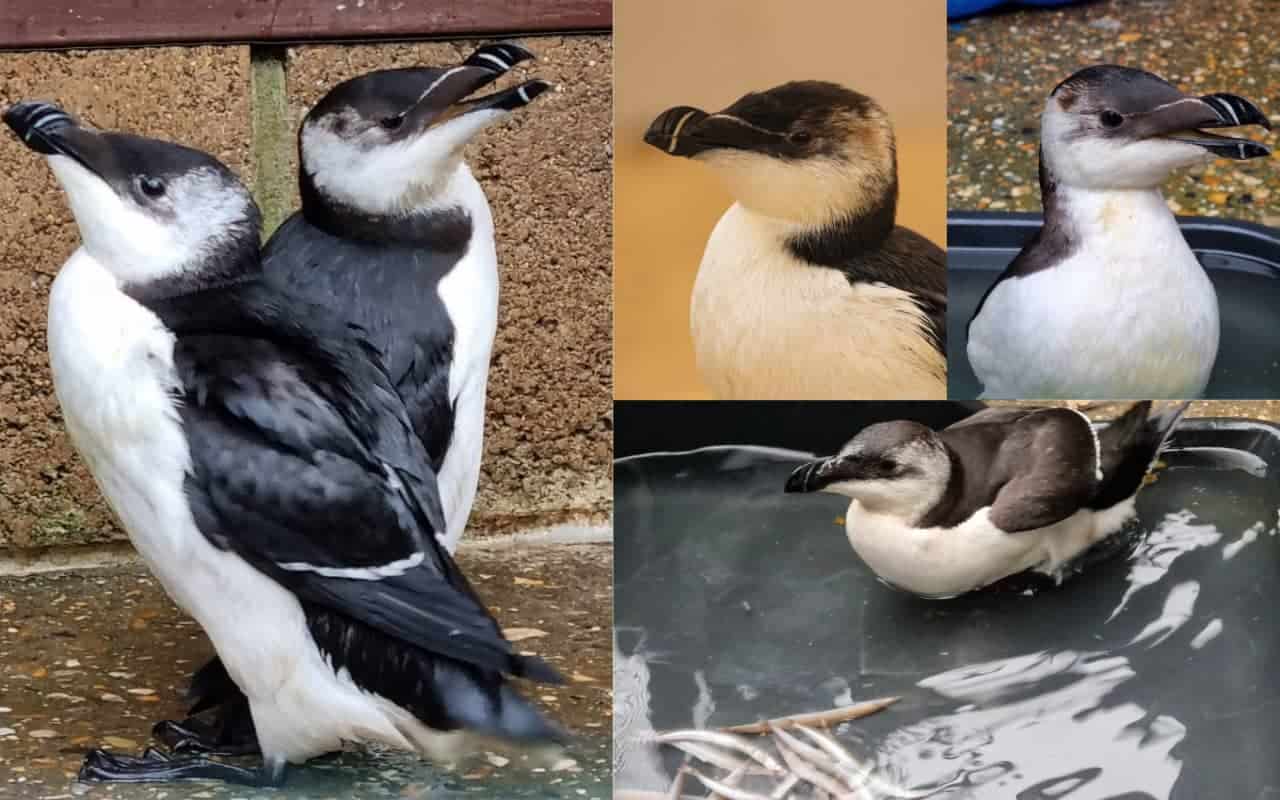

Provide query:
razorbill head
left=1041, top=65, right=1271, bottom=188
left=5, top=101, right=565, bottom=785
left=967, top=65, right=1272, bottom=399
left=299, top=42, right=551, bottom=223
left=4, top=102, right=259, bottom=294
left=784, top=402, right=1189, bottom=598
left=171, top=42, right=555, bottom=761
left=644, top=81, right=946, bottom=400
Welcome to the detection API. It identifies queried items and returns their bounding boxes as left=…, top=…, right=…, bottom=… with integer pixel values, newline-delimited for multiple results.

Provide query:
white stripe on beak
left=474, top=52, right=510, bottom=70
left=667, top=109, right=700, bottom=154
left=417, top=66, right=468, bottom=104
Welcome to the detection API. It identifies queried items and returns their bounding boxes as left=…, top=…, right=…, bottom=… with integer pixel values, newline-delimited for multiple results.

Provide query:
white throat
left=302, top=109, right=507, bottom=216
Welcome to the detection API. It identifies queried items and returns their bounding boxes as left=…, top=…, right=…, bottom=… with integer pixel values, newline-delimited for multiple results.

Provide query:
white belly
left=435, top=167, right=499, bottom=552
left=691, top=204, right=944, bottom=400
left=968, top=188, right=1218, bottom=399
left=46, top=251, right=444, bottom=763
left=843, top=496, right=1138, bottom=598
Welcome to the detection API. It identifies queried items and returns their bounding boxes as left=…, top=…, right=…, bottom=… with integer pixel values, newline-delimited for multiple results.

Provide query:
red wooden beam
left=0, top=0, right=611, bottom=50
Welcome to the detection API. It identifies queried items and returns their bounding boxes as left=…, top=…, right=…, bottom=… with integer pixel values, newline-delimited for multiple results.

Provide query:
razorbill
left=784, top=402, right=1188, bottom=597
left=4, top=101, right=563, bottom=785
left=155, top=45, right=553, bottom=757
left=968, top=65, right=1272, bottom=399
left=269, top=41, right=550, bottom=553
left=644, top=80, right=946, bottom=400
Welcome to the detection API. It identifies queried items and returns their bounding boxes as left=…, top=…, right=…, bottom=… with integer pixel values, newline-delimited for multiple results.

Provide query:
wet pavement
left=948, top=0, right=1280, bottom=223
left=0, top=543, right=612, bottom=799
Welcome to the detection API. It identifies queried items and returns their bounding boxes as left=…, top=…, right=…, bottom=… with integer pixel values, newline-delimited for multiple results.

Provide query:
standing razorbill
left=784, top=402, right=1187, bottom=597
left=4, top=101, right=563, bottom=785
left=269, top=42, right=550, bottom=553
left=154, top=45, right=552, bottom=758
left=644, top=81, right=946, bottom=400
left=968, top=65, right=1272, bottom=399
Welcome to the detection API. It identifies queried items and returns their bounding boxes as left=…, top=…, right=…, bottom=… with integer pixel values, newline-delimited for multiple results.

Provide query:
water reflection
left=877, top=651, right=1183, bottom=798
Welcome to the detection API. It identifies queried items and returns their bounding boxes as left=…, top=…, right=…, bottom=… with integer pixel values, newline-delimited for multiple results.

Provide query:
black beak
left=5, top=101, right=79, bottom=157
left=644, top=105, right=778, bottom=158
left=413, top=61, right=552, bottom=122
left=3, top=101, right=105, bottom=172
left=784, top=456, right=860, bottom=494
left=1132, top=92, right=1271, bottom=160
left=453, top=79, right=553, bottom=113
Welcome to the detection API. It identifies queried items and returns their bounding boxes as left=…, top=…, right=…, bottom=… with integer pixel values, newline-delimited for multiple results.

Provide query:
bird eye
left=138, top=176, right=166, bottom=198
left=789, top=130, right=813, bottom=145
left=1099, top=109, right=1124, bottom=129
left=379, top=115, right=404, bottom=131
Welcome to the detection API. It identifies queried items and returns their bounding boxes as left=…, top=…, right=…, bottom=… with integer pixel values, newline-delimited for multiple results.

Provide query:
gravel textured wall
left=0, top=35, right=611, bottom=550
left=948, top=0, right=1279, bottom=223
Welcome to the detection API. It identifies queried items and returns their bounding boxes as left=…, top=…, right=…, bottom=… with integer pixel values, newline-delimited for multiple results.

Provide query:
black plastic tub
left=948, top=211, right=1280, bottom=400
left=613, top=401, right=1280, bottom=799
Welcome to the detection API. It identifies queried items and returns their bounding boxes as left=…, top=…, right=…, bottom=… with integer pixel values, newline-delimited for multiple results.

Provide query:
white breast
left=968, top=187, right=1218, bottom=399
left=434, top=165, right=499, bottom=552
left=691, top=203, right=944, bottom=400
left=45, top=251, right=458, bottom=763
left=843, top=496, right=1138, bottom=597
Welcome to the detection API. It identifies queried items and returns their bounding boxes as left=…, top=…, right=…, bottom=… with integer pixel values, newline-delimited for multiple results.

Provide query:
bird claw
left=78, top=744, right=282, bottom=786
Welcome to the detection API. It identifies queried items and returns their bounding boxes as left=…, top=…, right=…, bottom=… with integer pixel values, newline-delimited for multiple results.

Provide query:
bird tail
left=1093, top=401, right=1190, bottom=507
left=303, top=605, right=568, bottom=750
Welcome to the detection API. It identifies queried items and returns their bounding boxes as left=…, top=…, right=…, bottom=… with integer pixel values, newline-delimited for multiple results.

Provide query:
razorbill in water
left=4, top=101, right=564, bottom=785
left=155, top=44, right=553, bottom=757
left=644, top=81, right=946, bottom=400
left=968, top=65, right=1272, bottom=399
left=784, top=402, right=1188, bottom=597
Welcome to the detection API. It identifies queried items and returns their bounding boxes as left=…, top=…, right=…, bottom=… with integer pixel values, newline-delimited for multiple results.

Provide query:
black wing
left=985, top=409, right=1100, bottom=533
left=152, top=284, right=557, bottom=683
left=263, top=213, right=461, bottom=471
left=930, top=407, right=1097, bottom=531
left=825, top=225, right=946, bottom=354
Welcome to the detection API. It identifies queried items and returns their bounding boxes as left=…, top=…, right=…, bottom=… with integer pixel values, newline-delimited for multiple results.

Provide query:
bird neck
left=784, top=172, right=898, bottom=267
left=121, top=235, right=263, bottom=306
left=1039, top=149, right=1173, bottom=231
left=299, top=160, right=476, bottom=247
left=915, top=444, right=964, bottom=529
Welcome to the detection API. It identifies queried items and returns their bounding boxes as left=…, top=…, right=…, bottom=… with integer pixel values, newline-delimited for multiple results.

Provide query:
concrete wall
left=0, top=35, right=612, bottom=551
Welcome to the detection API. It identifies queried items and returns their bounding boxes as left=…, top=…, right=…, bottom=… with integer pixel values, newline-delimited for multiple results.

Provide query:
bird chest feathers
left=972, top=188, right=1218, bottom=398
left=46, top=251, right=192, bottom=559
left=691, top=203, right=942, bottom=399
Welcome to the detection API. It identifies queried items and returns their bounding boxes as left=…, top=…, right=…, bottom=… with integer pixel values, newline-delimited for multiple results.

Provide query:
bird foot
left=78, top=746, right=283, bottom=786
left=152, top=718, right=261, bottom=757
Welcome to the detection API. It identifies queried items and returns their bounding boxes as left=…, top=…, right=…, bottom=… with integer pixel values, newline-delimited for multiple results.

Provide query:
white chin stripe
left=277, top=551, right=425, bottom=580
